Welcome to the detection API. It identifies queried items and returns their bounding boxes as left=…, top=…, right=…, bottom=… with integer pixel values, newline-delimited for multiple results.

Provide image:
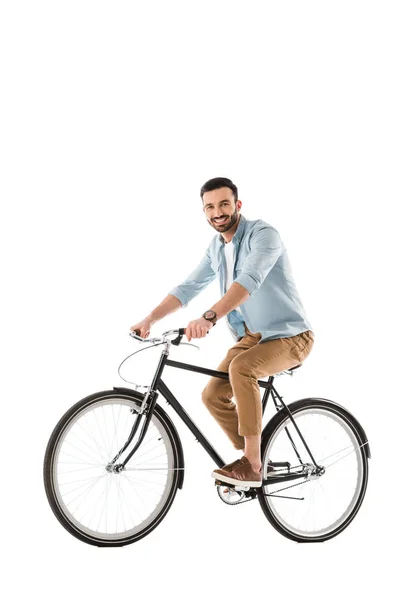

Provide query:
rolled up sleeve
left=234, top=226, right=282, bottom=296
left=168, top=246, right=217, bottom=308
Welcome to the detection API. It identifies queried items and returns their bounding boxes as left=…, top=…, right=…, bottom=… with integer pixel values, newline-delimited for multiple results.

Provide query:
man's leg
left=201, top=327, right=260, bottom=451
left=229, top=330, right=314, bottom=472
left=244, top=434, right=262, bottom=472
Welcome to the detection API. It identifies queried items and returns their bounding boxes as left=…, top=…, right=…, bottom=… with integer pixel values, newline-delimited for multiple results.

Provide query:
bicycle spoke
left=62, top=439, right=104, bottom=466
left=318, top=441, right=369, bottom=469
left=124, top=466, right=178, bottom=472
left=110, top=404, right=122, bottom=458
left=60, top=475, right=106, bottom=497
left=50, top=397, right=176, bottom=541
left=123, top=472, right=165, bottom=492
left=58, top=465, right=104, bottom=474
left=71, top=426, right=110, bottom=464
left=260, top=405, right=366, bottom=539
left=81, top=413, right=110, bottom=463
left=93, top=410, right=111, bottom=461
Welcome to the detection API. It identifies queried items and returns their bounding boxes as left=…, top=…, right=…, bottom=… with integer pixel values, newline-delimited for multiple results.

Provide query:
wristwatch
left=202, top=310, right=217, bottom=326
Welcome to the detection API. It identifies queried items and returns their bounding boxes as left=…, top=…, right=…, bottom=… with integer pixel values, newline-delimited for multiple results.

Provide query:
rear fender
left=262, top=397, right=371, bottom=459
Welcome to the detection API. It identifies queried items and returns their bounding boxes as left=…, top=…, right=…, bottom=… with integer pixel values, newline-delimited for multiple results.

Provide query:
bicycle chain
left=265, top=477, right=311, bottom=497
left=217, top=471, right=311, bottom=505
left=216, top=487, right=257, bottom=505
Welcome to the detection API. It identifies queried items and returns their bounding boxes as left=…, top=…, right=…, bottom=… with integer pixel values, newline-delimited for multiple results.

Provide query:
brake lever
left=171, top=328, right=185, bottom=346
left=178, top=342, right=200, bottom=350
left=171, top=327, right=212, bottom=346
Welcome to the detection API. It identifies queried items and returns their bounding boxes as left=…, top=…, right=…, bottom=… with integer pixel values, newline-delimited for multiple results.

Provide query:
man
left=130, top=177, right=314, bottom=488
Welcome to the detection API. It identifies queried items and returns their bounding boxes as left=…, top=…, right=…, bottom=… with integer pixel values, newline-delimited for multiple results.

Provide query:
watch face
left=204, top=310, right=216, bottom=320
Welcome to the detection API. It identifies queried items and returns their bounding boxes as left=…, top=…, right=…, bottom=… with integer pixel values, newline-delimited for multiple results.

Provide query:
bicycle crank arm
left=214, top=479, right=250, bottom=492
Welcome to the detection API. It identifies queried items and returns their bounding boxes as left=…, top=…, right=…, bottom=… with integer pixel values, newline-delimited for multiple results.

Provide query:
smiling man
left=130, top=177, right=314, bottom=488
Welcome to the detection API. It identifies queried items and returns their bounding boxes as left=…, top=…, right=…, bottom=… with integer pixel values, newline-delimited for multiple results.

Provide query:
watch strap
left=202, top=310, right=217, bottom=326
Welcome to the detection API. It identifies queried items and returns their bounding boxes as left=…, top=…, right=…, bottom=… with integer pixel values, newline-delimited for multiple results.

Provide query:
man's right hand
left=130, top=318, right=155, bottom=339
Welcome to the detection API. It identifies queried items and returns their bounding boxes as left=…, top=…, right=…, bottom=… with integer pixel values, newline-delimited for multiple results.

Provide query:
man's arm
left=167, top=245, right=217, bottom=308
left=185, top=281, right=250, bottom=341
left=234, top=225, right=282, bottom=297
left=130, top=293, right=182, bottom=338
left=209, top=282, right=250, bottom=320
left=132, top=245, right=217, bottom=333
left=145, top=294, right=183, bottom=322
left=202, top=225, right=282, bottom=321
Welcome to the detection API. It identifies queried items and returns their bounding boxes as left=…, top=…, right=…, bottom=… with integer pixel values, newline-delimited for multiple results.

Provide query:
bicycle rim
left=49, top=396, right=177, bottom=543
left=260, top=405, right=367, bottom=540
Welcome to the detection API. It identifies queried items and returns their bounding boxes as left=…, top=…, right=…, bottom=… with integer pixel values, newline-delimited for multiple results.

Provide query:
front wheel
left=257, top=399, right=369, bottom=542
left=44, top=390, right=182, bottom=547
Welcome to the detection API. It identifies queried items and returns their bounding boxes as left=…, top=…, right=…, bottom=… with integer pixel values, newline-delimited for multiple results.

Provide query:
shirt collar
left=218, top=213, right=246, bottom=246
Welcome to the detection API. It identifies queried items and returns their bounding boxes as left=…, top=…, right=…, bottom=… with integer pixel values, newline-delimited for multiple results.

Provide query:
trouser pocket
left=290, top=331, right=314, bottom=363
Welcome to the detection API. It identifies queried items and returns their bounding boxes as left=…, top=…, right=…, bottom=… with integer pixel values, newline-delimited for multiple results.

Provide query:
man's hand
left=185, top=317, right=214, bottom=342
left=130, top=317, right=156, bottom=339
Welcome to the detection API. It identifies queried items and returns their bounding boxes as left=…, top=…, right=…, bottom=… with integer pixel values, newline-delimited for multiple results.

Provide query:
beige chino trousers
left=201, top=325, right=314, bottom=450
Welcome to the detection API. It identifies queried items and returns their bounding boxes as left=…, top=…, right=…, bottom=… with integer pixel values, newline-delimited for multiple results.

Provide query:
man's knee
left=229, top=354, right=259, bottom=381
left=201, top=378, right=227, bottom=408
left=201, top=384, right=213, bottom=408
left=228, top=355, right=246, bottom=379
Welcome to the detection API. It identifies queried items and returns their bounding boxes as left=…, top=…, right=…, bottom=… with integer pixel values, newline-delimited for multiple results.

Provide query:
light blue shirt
left=168, top=213, right=313, bottom=343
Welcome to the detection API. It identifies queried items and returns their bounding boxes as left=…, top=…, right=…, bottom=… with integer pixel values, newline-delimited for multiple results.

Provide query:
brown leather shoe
left=218, top=456, right=252, bottom=493
left=219, top=455, right=274, bottom=473
left=219, top=457, right=243, bottom=471
left=212, top=456, right=262, bottom=487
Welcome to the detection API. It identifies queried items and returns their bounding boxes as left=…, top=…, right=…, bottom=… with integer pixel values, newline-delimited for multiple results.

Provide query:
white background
left=1, top=1, right=399, bottom=598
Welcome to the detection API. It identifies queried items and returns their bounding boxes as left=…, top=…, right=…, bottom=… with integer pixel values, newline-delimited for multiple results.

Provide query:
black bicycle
left=43, top=328, right=370, bottom=546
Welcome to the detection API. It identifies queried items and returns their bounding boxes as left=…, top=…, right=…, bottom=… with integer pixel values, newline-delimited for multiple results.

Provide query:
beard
left=209, top=209, right=240, bottom=233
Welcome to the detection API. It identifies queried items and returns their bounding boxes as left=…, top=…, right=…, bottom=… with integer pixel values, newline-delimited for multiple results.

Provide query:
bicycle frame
left=113, top=344, right=320, bottom=487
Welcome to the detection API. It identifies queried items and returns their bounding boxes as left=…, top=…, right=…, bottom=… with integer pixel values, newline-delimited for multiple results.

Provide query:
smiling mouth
left=213, top=216, right=229, bottom=224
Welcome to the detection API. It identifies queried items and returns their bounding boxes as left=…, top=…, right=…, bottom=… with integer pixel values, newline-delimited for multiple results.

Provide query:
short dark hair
left=200, top=177, right=238, bottom=203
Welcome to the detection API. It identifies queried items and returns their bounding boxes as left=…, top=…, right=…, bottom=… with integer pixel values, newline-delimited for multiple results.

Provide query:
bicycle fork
left=105, top=389, right=159, bottom=474
left=107, top=343, right=172, bottom=473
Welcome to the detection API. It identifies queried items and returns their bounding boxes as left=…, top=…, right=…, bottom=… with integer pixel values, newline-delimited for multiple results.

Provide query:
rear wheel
left=257, top=399, right=369, bottom=542
left=44, top=390, right=181, bottom=547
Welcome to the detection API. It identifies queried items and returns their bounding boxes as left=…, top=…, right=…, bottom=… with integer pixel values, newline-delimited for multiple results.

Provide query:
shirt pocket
left=235, top=257, right=245, bottom=272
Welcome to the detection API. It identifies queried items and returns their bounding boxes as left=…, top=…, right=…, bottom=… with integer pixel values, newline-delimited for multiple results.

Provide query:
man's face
left=202, top=187, right=242, bottom=233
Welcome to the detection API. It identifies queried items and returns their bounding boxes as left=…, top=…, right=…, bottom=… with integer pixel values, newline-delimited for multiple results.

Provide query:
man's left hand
left=185, top=317, right=214, bottom=342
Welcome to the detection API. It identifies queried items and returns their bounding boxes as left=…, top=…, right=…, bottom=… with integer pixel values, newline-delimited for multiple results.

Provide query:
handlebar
left=129, top=327, right=208, bottom=347
left=130, top=328, right=186, bottom=337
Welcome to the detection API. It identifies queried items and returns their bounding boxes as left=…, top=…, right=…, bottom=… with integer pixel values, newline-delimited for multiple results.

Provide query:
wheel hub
left=105, top=463, right=124, bottom=474
left=304, top=464, right=325, bottom=480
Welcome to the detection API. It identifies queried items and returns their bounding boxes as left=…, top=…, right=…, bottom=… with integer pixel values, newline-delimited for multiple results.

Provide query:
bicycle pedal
left=215, top=479, right=228, bottom=486
left=214, top=479, right=250, bottom=492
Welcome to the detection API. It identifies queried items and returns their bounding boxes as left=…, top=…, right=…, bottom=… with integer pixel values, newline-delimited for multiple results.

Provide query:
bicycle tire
left=44, top=389, right=183, bottom=547
left=257, top=398, right=369, bottom=542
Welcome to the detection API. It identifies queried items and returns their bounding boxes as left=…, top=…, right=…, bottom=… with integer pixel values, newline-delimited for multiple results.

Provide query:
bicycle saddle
left=271, top=363, right=302, bottom=378
left=287, top=364, right=302, bottom=372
